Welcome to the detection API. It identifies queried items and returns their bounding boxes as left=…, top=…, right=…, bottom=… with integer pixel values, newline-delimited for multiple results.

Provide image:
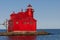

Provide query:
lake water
left=0, top=29, right=60, bottom=40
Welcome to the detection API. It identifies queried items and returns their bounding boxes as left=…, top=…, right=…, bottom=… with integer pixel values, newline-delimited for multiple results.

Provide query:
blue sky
left=0, top=0, right=60, bottom=29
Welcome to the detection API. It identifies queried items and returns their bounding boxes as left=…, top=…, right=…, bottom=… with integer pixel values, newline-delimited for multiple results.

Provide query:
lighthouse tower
left=8, top=4, right=36, bottom=32
left=26, top=4, right=34, bottom=17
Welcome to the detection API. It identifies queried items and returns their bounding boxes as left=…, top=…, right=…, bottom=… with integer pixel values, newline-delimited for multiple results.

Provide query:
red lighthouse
left=8, top=4, right=37, bottom=32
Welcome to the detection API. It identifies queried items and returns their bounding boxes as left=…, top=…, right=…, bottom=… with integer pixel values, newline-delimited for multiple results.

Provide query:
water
left=0, top=29, right=60, bottom=40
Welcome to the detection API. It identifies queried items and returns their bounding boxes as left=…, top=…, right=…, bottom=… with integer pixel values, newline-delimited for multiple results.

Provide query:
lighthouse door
left=8, top=20, right=13, bottom=32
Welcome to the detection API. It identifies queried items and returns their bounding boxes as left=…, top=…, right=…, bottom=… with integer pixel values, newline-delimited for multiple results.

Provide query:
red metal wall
left=8, top=4, right=36, bottom=32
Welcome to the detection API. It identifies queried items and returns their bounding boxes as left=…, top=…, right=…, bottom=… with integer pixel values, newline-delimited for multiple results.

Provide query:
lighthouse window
left=23, top=22, right=27, bottom=24
left=29, top=22, right=33, bottom=25
left=8, top=21, right=13, bottom=27
left=16, top=21, right=19, bottom=24
left=23, top=21, right=33, bottom=24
